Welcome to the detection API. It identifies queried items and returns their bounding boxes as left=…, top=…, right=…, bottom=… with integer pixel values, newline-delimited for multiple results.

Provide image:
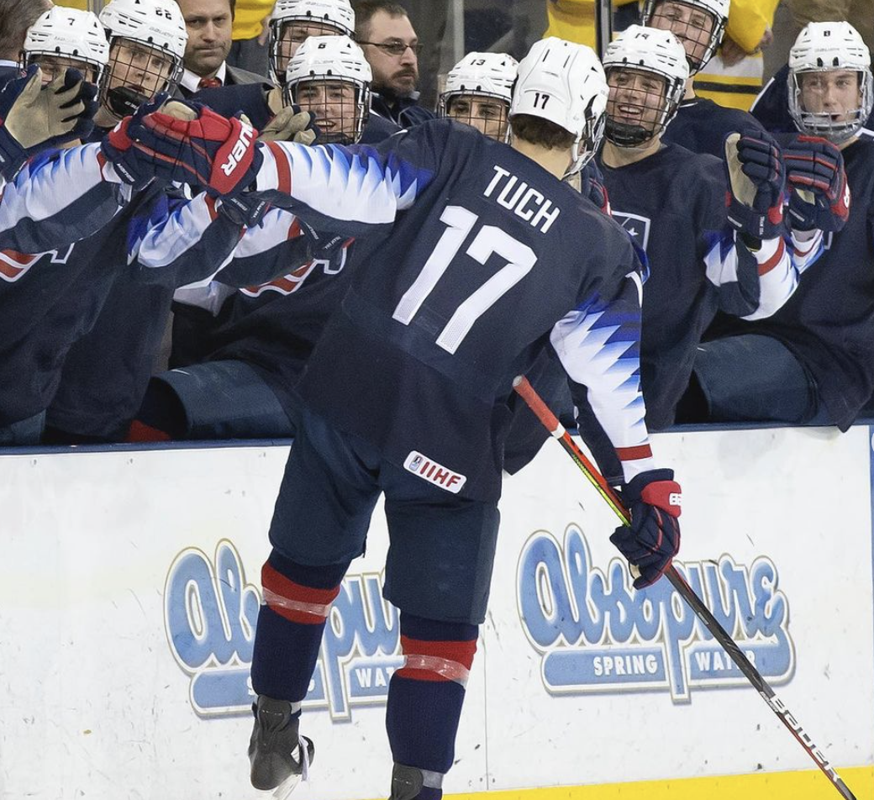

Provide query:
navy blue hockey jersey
left=254, top=119, right=656, bottom=500
left=599, top=143, right=799, bottom=429
left=663, top=97, right=765, bottom=158
left=707, top=138, right=874, bottom=429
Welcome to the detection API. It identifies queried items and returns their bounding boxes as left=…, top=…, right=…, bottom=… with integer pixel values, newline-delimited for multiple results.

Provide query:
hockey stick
left=512, top=375, right=858, bottom=800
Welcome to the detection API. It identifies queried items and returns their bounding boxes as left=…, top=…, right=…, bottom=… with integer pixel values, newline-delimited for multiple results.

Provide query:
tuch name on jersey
left=483, top=165, right=561, bottom=234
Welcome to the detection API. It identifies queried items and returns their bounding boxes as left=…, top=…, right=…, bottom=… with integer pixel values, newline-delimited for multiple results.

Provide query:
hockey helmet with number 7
left=23, top=7, right=110, bottom=85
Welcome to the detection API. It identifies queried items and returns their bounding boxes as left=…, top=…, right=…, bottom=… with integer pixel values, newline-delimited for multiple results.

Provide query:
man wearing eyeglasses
left=354, top=0, right=434, bottom=127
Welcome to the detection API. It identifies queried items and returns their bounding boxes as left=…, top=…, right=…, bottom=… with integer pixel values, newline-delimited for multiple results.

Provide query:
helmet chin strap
left=107, top=85, right=150, bottom=117
left=604, top=118, right=655, bottom=147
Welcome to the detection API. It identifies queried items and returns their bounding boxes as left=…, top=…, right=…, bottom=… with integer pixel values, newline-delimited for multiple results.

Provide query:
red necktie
left=197, top=77, right=222, bottom=89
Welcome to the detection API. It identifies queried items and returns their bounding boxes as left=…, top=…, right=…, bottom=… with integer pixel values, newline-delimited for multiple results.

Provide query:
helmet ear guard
left=787, top=21, right=873, bottom=144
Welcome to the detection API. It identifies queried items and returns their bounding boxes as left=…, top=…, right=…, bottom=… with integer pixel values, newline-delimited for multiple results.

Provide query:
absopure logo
left=517, top=524, right=795, bottom=702
left=164, top=540, right=401, bottom=720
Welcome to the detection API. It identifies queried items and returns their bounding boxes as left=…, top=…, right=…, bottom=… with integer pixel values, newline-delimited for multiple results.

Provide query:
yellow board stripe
left=439, top=766, right=874, bottom=800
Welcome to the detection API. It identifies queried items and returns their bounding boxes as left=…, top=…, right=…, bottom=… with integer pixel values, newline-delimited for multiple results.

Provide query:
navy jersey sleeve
left=0, top=143, right=128, bottom=254
left=253, top=121, right=443, bottom=235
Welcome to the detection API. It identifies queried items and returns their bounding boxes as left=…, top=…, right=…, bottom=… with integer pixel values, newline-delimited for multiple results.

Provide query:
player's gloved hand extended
left=610, top=469, right=682, bottom=590
left=100, top=94, right=174, bottom=189
left=783, top=134, right=850, bottom=233
left=130, top=100, right=263, bottom=199
left=258, top=105, right=319, bottom=145
left=0, top=66, right=98, bottom=179
left=724, top=128, right=786, bottom=240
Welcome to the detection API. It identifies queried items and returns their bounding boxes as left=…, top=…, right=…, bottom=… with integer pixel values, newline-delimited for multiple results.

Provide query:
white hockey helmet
left=788, top=21, right=873, bottom=144
left=269, top=0, right=355, bottom=84
left=641, top=0, right=728, bottom=73
left=285, top=35, right=371, bottom=144
left=510, top=37, right=608, bottom=176
left=23, top=8, right=110, bottom=84
left=440, top=52, right=518, bottom=111
left=603, top=25, right=689, bottom=146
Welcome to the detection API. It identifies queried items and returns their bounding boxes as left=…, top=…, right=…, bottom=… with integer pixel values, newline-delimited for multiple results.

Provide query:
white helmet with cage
left=788, top=21, right=873, bottom=144
left=602, top=25, right=689, bottom=146
left=23, top=8, right=110, bottom=84
left=510, top=37, right=608, bottom=176
left=641, top=0, right=729, bottom=73
left=285, top=35, right=372, bottom=144
left=269, top=0, right=355, bottom=84
left=439, top=52, right=518, bottom=114
left=99, top=0, right=187, bottom=106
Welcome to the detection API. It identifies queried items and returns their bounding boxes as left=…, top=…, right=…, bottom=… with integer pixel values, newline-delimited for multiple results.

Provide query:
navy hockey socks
left=386, top=613, right=478, bottom=799
left=250, top=549, right=348, bottom=702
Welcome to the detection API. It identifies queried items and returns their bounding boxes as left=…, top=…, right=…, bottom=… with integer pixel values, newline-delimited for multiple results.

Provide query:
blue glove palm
left=610, top=469, right=682, bottom=589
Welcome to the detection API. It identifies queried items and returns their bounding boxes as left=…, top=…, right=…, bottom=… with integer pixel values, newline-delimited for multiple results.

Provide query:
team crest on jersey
left=404, top=451, right=467, bottom=493
left=612, top=211, right=652, bottom=251
left=0, top=244, right=75, bottom=283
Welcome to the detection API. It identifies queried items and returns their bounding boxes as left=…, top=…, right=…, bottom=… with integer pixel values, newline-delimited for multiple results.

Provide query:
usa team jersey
left=253, top=119, right=656, bottom=500
left=663, top=97, right=765, bottom=158
left=0, top=182, right=167, bottom=427
left=0, top=143, right=128, bottom=256
left=599, top=142, right=799, bottom=429
left=707, top=138, right=874, bottom=430
left=752, top=65, right=874, bottom=141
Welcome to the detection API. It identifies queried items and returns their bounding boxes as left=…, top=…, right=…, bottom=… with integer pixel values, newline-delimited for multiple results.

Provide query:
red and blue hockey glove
left=100, top=94, right=173, bottom=189
left=724, top=128, right=786, bottom=240
left=783, top=134, right=850, bottom=233
left=0, top=66, right=98, bottom=180
left=580, top=159, right=611, bottom=216
left=130, top=101, right=263, bottom=198
left=609, top=469, right=682, bottom=589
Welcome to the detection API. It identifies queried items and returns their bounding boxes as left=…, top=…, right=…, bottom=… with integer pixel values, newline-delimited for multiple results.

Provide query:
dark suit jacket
left=176, top=62, right=270, bottom=99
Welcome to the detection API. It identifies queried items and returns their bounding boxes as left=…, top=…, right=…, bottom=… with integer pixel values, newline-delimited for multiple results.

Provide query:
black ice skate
left=389, top=762, right=446, bottom=800
left=248, top=695, right=314, bottom=798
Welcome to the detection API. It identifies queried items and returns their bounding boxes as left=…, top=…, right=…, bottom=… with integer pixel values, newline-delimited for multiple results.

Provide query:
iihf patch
left=404, top=451, right=467, bottom=494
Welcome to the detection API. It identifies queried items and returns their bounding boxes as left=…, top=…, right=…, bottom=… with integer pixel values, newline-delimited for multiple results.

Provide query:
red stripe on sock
left=125, top=419, right=171, bottom=442
left=261, top=562, right=340, bottom=625
left=396, top=636, right=477, bottom=682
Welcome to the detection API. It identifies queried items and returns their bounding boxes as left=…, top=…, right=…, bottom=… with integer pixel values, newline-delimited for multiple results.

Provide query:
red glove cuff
left=640, top=480, right=682, bottom=518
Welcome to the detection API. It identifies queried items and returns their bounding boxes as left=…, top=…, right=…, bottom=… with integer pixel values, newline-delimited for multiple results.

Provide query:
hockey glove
left=258, top=105, right=319, bottom=145
left=100, top=94, right=174, bottom=189
left=609, top=469, right=682, bottom=590
left=132, top=101, right=263, bottom=198
left=724, top=129, right=786, bottom=240
left=0, top=66, right=98, bottom=179
left=783, top=134, right=850, bottom=233
left=580, top=160, right=611, bottom=216
left=217, top=193, right=271, bottom=227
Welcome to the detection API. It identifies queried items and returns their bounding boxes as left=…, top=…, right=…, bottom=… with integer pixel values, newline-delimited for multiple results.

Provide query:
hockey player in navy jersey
left=438, top=51, right=517, bottom=142
left=127, top=37, right=684, bottom=799
left=0, top=0, right=192, bottom=444
left=687, top=21, right=874, bottom=428
left=640, top=0, right=768, bottom=157
left=597, top=25, right=826, bottom=432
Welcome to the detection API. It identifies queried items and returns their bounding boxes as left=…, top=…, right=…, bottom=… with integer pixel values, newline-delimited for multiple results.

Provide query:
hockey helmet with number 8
left=510, top=37, right=608, bottom=176
left=641, top=0, right=728, bottom=74
left=285, top=35, right=371, bottom=145
left=23, top=7, right=110, bottom=85
left=439, top=52, right=518, bottom=141
left=788, top=21, right=873, bottom=145
left=269, top=0, right=355, bottom=85
left=98, top=0, right=187, bottom=116
left=603, top=25, right=689, bottom=147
